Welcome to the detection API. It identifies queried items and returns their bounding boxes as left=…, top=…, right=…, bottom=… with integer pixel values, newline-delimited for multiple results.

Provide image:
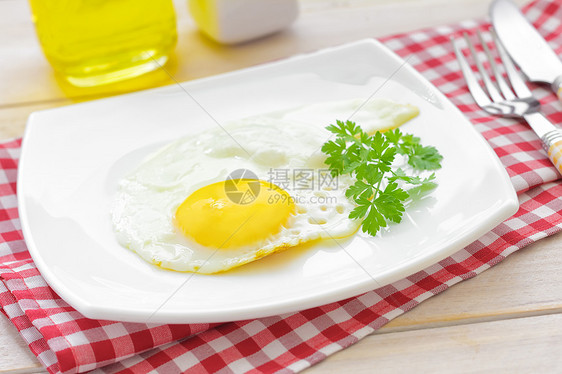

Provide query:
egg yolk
left=175, top=179, right=295, bottom=249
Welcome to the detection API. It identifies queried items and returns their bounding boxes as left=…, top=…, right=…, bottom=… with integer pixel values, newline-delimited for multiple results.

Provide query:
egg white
left=111, top=98, right=419, bottom=273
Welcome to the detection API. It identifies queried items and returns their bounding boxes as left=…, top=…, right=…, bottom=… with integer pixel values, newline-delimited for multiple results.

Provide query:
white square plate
left=18, top=39, right=518, bottom=323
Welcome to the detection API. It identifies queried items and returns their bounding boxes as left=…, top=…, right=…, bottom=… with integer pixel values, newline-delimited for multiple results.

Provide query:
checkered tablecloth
left=2, top=0, right=562, bottom=372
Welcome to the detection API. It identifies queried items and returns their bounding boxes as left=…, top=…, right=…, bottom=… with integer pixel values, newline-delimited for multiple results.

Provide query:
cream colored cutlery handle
left=543, top=129, right=562, bottom=174
left=547, top=140, right=562, bottom=174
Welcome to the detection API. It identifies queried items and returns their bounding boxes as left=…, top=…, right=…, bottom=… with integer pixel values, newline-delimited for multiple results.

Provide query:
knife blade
left=490, top=0, right=562, bottom=100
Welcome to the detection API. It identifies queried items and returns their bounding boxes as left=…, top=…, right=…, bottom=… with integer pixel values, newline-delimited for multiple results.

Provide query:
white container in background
left=189, top=0, right=299, bottom=44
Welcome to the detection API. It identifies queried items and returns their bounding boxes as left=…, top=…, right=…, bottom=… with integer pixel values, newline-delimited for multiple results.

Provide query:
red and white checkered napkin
left=2, top=0, right=562, bottom=372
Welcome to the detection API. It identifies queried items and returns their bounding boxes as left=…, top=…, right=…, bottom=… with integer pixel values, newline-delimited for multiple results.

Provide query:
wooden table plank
left=383, top=232, right=562, bottom=333
left=306, top=312, right=562, bottom=373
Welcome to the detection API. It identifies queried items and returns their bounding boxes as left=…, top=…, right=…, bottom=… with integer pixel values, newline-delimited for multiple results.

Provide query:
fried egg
left=111, top=98, right=419, bottom=273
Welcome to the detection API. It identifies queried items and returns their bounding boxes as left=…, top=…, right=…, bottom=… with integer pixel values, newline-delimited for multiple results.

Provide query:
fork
left=452, top=29, right=562, bottom=174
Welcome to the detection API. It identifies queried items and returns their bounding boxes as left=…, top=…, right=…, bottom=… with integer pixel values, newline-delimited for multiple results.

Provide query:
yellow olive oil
left=29, top=0, right=177, bottom=86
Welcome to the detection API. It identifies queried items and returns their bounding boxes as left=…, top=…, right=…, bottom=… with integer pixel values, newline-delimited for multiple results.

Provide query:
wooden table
left=3, top=0, right=562, bottom=372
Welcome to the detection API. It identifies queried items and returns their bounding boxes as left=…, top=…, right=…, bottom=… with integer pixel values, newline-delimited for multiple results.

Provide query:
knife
left=490, top=0, right=562, bottom=100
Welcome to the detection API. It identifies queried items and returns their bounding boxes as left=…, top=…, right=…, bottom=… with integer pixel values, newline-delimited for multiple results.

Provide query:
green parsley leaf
left=345, top=180, right=372, bottom=200
left=362, top=206, right=388, bottom=236
left=407, top=144, right=443, bottom=170
left=323, top=119, right=442, bottom=236
left=373, top=182, right=408, bottom=224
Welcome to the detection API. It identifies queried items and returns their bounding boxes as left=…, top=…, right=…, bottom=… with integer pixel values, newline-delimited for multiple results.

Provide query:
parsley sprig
left=321, top=120, right=442, bottom=236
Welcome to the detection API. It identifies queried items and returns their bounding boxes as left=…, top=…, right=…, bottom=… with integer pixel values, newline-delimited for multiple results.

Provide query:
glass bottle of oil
left=29, top=0, right=177, bottom=87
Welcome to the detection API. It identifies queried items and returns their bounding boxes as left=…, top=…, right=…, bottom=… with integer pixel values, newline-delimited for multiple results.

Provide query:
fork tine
left=463, top=33, right=504, bottom=103
left=477, top=30, right=516, bottom=101
left=491, top=28, right=532, bottom=98
left=451, top=37, right=492, bottom=108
